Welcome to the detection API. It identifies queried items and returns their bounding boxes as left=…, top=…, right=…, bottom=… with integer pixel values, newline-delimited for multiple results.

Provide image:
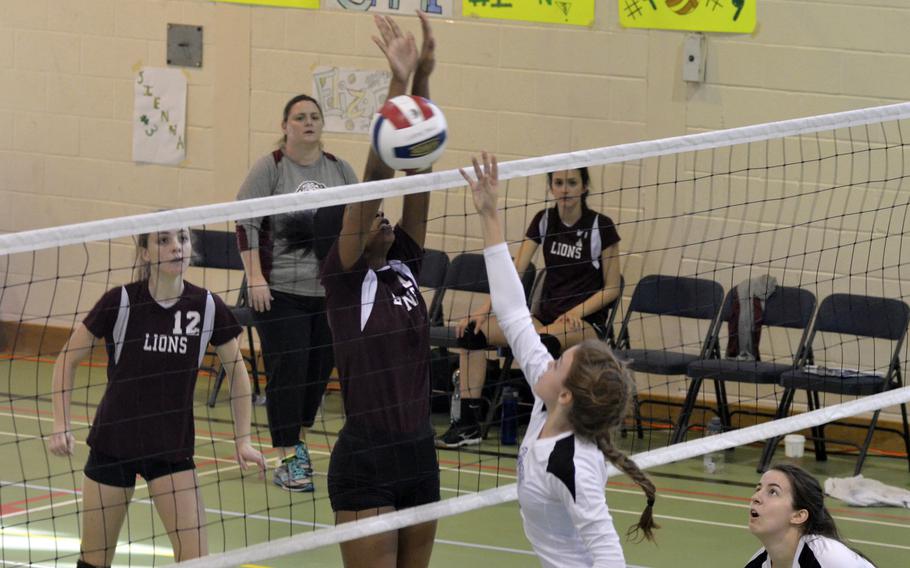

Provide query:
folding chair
left=614, top=274, right=725, bottom=444
left=679, top=286, right=816, bottom=446
left=758, top=293, right=910, bottom=474
left=482, top=272, right=625, bottom=440
left=425, top=253, right=535, bottom=437
left=190, top=229, right=263, bottom=407
left=420, top=249, right=451, bottom=326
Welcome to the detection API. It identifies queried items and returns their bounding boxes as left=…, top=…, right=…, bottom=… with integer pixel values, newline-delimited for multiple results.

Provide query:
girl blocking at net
left=318, top=12, right=439, bottom=568
left=235, top=74, right=359, bottom=491
left=746, top=464, right=876, bottom=568
left=439, top=165, right=622, bottom=448
left=48, top=229, right=266, bottom=568
left=460, top=152, right=657, bottom=568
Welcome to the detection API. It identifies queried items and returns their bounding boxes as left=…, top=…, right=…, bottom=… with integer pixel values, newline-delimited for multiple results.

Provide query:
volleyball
left=370, top=94, right=447, bottom=171
left=666, top=0, right=699, bottom=15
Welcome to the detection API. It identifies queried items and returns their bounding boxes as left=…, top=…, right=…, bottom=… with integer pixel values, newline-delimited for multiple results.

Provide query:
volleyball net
left=1, top=102, right=910, bottom=566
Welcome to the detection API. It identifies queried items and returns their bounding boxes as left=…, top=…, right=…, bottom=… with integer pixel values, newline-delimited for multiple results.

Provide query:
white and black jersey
left=484, top=242, right=625, bottom=568
left=745, top=535, right=876, bottom=568
left=82, top=281, right=241, bottom=462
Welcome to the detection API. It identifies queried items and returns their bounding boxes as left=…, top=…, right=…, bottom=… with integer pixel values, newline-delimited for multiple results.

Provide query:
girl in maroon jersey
left=319, top=12, right=439, bottom=568
left=439, top=167, right=623, bottom=448
left=49, top=228, right=265, bottom=568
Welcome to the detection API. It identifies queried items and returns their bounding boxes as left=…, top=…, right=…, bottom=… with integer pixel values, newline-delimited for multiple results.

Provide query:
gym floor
left=1, top=357, right=908, bottom=568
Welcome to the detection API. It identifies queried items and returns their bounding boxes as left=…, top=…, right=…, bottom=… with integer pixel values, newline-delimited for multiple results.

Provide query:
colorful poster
left=213, top=0, right=319, bottom=8
left=132, top=68, right=186, bottom=165
left=463, top=0, right=595, bottom=26
left=312, top=66, right=392, bottom=134
left=619, top=0, right=756, bottom=34
left=327, top=0, right=454, bottom=16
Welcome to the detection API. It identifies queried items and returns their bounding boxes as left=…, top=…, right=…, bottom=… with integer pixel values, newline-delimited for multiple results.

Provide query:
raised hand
left=459, top=152, right=500, bottom=218
left=372, top=14, right=418, bottom=85
left=415, top=11, right=436, bottom=79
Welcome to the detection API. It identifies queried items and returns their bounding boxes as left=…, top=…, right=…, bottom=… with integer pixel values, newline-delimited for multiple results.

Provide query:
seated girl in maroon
left=48, top=228, right=265, bottom=568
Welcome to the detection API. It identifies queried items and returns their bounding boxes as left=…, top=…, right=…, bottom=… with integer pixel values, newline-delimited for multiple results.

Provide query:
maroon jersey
left=321, top=226, right=430, bottom=433
left=82, top=281, right=241, bottom=461
left=526, top=207, right=621, bottom=325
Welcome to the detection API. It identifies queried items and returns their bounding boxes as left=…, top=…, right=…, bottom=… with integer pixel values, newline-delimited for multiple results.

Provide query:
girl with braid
left=460, top=152, right=657, bottom=567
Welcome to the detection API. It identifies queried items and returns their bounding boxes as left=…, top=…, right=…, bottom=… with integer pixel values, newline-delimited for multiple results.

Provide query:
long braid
left=565, top=339, right=659, bottom=542
left=597, top=436, right=658, bottom=542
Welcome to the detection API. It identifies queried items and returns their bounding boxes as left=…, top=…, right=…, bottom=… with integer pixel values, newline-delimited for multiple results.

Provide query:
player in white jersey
left=459, top=152, right=657, bottom=567
left=747, top=464, right=875, bottom=567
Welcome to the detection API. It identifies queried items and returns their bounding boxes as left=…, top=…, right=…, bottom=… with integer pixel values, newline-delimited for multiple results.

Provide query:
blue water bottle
left=500, top=386, right=518, bottom=445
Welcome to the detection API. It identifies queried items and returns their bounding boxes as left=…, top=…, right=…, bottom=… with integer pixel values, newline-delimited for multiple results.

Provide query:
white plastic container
left=784, top=434, right=806, bottom=458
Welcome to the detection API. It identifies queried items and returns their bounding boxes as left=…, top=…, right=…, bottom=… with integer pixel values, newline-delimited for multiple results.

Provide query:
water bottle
left=703, top=417, right=724, bottom=474
left=501, top=386, right=519, bottom=445
left=450, top=369, right=461, bottom=423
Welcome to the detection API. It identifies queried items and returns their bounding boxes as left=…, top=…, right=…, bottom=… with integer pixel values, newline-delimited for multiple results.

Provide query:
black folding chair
left=614, top=274, right=725, bottom=443
left=426, top=253, right=535, bottom=437
left=190, top=229, right=263, bottom=407
left=420, top=249, right=451, bottom=327
left=758, top=293, right=910, bottom=474
left=679, top=286, right=816, bottom=446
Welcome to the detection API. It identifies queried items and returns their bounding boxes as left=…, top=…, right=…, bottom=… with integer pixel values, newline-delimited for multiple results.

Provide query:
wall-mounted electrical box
left=683, top=33, right=706, bottom=83
left=167, top=24, right=203, bottom=68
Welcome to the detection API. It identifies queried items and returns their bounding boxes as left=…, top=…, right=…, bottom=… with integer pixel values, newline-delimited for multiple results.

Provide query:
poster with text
left=312, top=66, right=392, bottom=134
left=463, top=0, right=595, bottom=26
left=327, top=0, right=453, bottom=16
left=619, top=0, right=756, bottom=33
left=213, top=0, right=319, bottom=8
left=132, top=68, right=187, bottom=165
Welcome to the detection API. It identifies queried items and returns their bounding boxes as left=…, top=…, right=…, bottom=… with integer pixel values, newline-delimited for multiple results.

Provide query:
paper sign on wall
left=327, top=0, right=453, bottom=15
left=132, top=68, right=187, bottom=166
left=619, top=0, right=756, bottom=34
left=463, top=0, right=595, bottom=27
left=312, top=66, right=392, bottom=134
left=213, top=0, right=319, bottom=8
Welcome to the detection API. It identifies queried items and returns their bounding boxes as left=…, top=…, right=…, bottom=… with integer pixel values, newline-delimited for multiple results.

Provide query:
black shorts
left=328, top=424, right=440, bottom=512
left=84, top=449, right=196, bottom=488
left=535, top=309, right=608, bottom=336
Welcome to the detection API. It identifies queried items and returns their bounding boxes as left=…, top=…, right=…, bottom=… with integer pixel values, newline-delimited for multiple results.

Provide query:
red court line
left=0, top=491, right=74, bottom=517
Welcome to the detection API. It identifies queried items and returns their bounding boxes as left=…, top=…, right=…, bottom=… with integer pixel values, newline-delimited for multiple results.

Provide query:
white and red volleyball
left=370, top=95, right=447, bottom=171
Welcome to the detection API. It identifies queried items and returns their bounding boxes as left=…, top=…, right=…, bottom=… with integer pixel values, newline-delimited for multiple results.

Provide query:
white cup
left=784, top=434, right=806, bottom=458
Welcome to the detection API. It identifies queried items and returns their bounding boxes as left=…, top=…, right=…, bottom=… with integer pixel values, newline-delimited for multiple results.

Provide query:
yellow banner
left=213, top=0, right=319, bottom=8
left=619, top=0, right=755, bottom=33
left=463, top=0, right=595, bottom=27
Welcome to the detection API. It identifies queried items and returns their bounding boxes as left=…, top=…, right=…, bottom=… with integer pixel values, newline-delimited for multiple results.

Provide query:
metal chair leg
left=671, top=377, right=704, bottom=445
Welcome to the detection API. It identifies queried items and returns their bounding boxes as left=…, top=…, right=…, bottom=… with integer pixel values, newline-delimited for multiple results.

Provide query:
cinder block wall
left=2, top=1, right=908, bottom=423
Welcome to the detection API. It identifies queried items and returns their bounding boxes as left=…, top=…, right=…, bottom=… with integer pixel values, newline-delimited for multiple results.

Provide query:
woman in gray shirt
left=236, top=93, right=357, bottom=492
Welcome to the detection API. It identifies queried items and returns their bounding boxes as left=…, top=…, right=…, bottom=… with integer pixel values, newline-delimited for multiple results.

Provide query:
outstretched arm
left=337, top=15, right=417, bottom=270
left=399, top=10, right=435, bottom=247
left=461, top=153, right=553, bottom=386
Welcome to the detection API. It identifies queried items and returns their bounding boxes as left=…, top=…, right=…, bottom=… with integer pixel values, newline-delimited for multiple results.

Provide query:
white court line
left=2, top=411, right=909, bottom=555
left=3, top=410, right=910, bottom=531
left=608, top=508, right=910, bottom=552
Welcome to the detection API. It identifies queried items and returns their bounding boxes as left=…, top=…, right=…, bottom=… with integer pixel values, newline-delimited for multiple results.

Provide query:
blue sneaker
left=295, top=441, right=313, bottom=476
left=272, top=454, right=314, bottom=493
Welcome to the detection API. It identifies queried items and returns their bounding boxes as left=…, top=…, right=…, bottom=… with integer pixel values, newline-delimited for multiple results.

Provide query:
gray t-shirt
left=236, top=149, right=358, bottom=297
